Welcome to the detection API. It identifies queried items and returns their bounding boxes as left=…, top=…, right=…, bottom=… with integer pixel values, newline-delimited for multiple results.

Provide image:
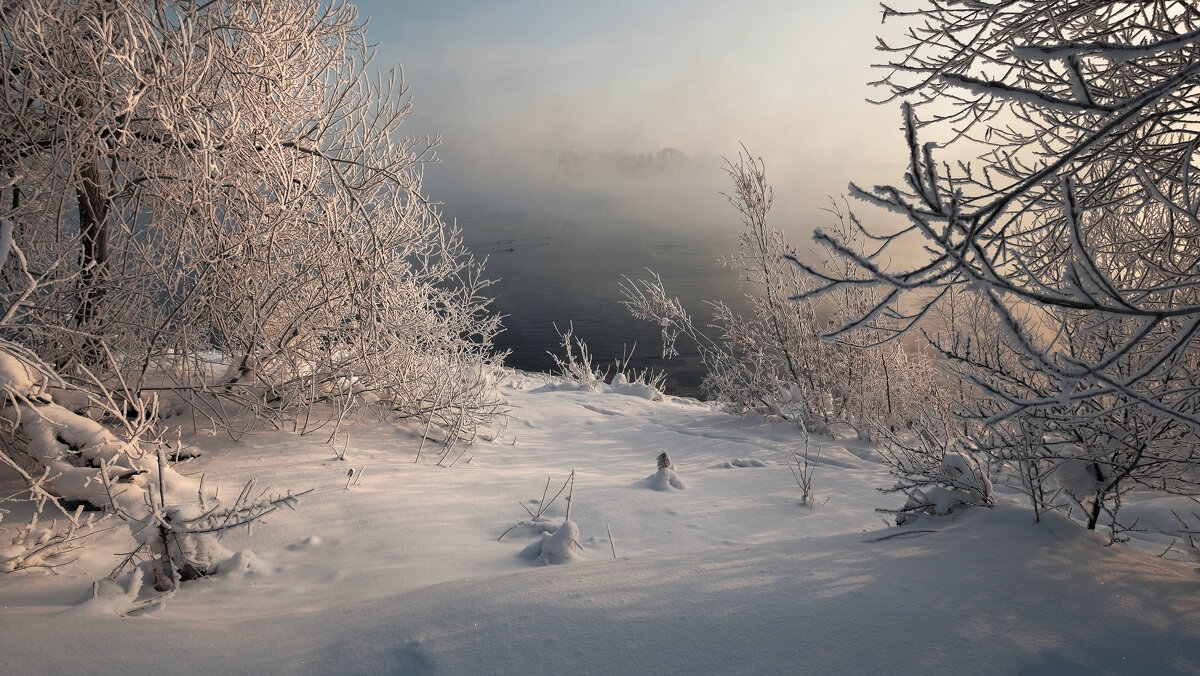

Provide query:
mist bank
left=423, top=143, right=907, bottom=245
left=424, top=146, right=727, bottom=233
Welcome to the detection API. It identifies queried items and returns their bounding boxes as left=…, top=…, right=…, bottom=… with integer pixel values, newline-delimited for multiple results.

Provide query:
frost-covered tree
left=802, top=0, right=1200, bottom=530
left=0, top=0, right=506, bottom=584
left=0, top=0, right=503, bottom=441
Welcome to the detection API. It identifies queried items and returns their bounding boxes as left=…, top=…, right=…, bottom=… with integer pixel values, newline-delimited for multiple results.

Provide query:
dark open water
left=453, top=198, right=753, bottom=398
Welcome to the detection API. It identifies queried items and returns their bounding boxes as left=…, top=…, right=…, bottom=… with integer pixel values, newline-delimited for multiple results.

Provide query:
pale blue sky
left=351, top=1, right=903, bottom=224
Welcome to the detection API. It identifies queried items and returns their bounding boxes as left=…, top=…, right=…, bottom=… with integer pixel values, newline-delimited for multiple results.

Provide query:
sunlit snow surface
left=1, top=371, right=1198, bottom=674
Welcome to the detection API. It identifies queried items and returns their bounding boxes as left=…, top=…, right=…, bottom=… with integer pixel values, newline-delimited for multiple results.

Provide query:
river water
left=451, top=194, right=754, bottom=398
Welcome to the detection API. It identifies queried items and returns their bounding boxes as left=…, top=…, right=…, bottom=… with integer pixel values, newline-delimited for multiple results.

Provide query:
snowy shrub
left=878, top=416, right=995, bottom=525
left=623, top=154, right=938, bottom=438
left=0, top=0, right=507, bottom=582
left=503, top=471, right=584, bottom=565
left=548, top=324, right=666, bottom=399
left=548, top=323, right=608, bottom=390
left=0, top=511, right=104, bottom=574
left=610, top=343, right=668, bottom=396
left=788, top=425, right=820, bottom=508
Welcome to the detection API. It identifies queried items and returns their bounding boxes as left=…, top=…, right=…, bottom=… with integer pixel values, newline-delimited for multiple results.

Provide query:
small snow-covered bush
left=611, top=343, right=668, bottom=394
left=877, top=414, right=994, bottom=524
left=0, top=511, right=104, bottom=574
left=788, top=425, right=820, bottom=508
left=548, top=325, right=666, bottom=399
left=499, top=472, right=576, bottom=541
left=548, top=324, right=608, bottom=390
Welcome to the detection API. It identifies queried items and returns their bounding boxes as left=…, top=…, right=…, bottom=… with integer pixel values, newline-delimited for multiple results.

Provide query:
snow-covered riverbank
left=2, top=371, right=1198, bottom=674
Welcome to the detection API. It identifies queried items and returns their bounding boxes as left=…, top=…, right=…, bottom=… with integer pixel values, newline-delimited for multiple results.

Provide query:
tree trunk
left=73, top=154, right=109, bottom=329
left=1085, top=462, right=1106, bottom=530
left=881, top=350, right=893, bottom=430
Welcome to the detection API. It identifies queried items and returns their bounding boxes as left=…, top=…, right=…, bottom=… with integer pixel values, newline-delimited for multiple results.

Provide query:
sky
left=350, top=0, right=907, bottom=230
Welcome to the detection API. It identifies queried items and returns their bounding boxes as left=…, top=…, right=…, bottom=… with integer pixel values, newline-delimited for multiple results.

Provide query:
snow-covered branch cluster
left=811, top=0, right=1200, bottom=531
left=0, top=339, right=309, bottom=592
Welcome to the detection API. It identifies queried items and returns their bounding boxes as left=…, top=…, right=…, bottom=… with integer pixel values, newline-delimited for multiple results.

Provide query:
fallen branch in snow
left=0, top=340, right=309, bottom=599
left=864, top=529, right=938, bottom=543
left=1, top=512, right=115, bottom=573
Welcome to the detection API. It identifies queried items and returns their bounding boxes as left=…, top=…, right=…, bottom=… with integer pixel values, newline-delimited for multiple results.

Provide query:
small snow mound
left=644, top=467, right=686, bottom=491
left=895, top=457, right=994, bottom=525
left=287, top=535, right=322, bottom=551
left=923, top=486, right=971, bottom=516
left=220, top=549, right=269, bottom=577
left=612, top=381, right=663, bottom=401
left=1053, top=455, right=1105, bottom=499
left=519, top=520, right=582, bottom=565
left=67, top=569, right=144, bottom=617
left=504, top=373, right=536, bottom=390
left=719, top=458, right=768, bottom=469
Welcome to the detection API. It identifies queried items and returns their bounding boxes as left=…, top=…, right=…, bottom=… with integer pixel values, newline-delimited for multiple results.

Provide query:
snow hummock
left=0, top=370, right=1197, bottom=674
left=644, top=466, right=686, bottom=490
left=720, top=458, right=768, bottom=468
left=67, top=568, right=144, bottom=617
left=519, top=520, right=582, bottom=565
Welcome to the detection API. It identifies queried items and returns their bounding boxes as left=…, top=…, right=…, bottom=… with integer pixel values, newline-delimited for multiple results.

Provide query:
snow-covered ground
left=2, top=371, right=1199, bottom=675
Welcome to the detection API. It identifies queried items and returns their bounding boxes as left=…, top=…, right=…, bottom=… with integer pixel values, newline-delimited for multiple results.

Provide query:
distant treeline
left=542, top=147, right=709, bottom=178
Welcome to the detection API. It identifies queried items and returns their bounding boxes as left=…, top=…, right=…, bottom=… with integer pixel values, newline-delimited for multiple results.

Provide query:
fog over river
left=437, top=152, right=756, bottom=397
